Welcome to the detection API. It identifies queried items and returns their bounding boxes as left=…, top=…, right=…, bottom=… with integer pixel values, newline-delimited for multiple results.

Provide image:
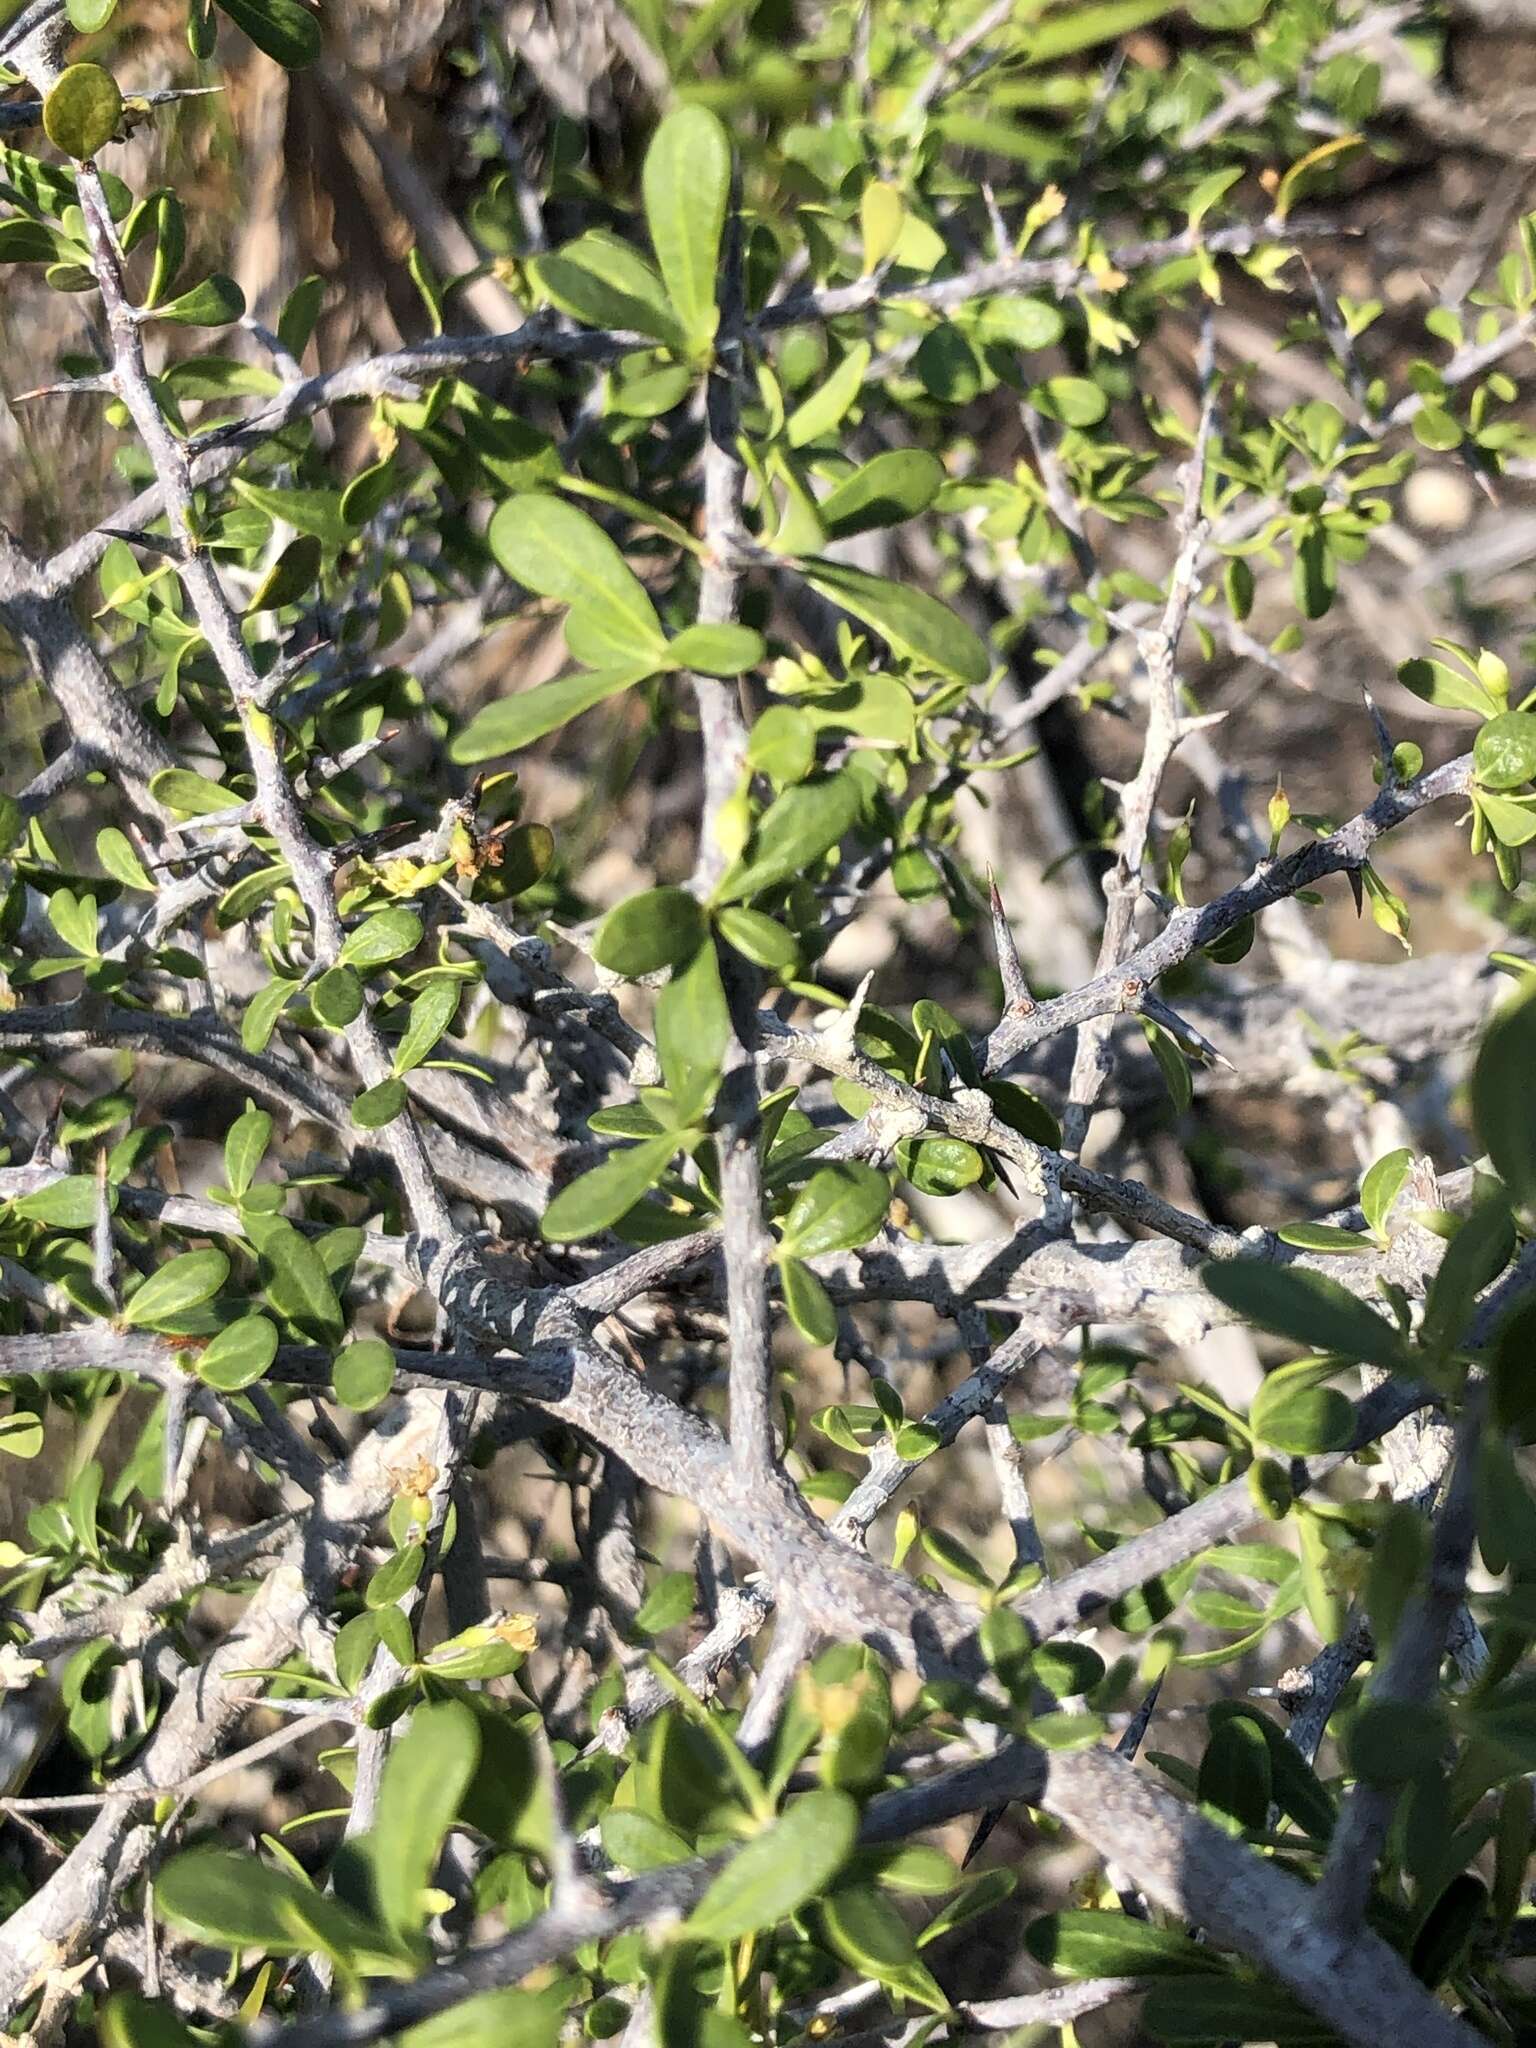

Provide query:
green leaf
left=1031, top=1641, right=1106, bottom=1697
left=67, top=0, right=118, bottom=28
left=195, top=1313, right=279, bottom=1392
left=149, top=767, right=239, bottom=816
left=367, top=1546, right=425, bottom=1610
left=353, top=1079, right=407, bottom=1129
left=399, top=1988, right=565, bottom=2048
left=781, top=1255, right=838, bottom=1344
left=798, top=559, right=988, bottom=686
left=333, top=1339, right=395, bottom=1412
left=1361, top=1146, right=1413, bottom=1240
left=531, top=230, right=689, bottom=353
left=1421, top=1197, right=1514, bottom=1354
left=819, top=451, right=945, bottom=540
left=0, top=219, right=63, bottom=263
left=1477, top=710, right=1536, bottom=791
left=43, top=64, right=122, bottom=160
left=214, top=0, right=322, bottom=67
left=1250, top=1361, right=1355, bottom=1455
left=1024, top=1909, right=1223, bottom=1978
left=600, top=1809, right=692, bottom=1872
left=241, top=977, right=298, bottom=1054
left=594, top=888, right=706, bottom=979
left=449, top=664, right=651, bottom=763
left=0, top=1414, right=45, bottom=1458
left=490, top=494, right=665, bottom=667
left=231, top=478, right=356, bottom=549
left=1198, top=1711, right=1271, bottom=1832
left=1398, top=656, right=1499, bottom=717
left=244, top=1211, right=343, bottom=1341
left=224, top=1104, right=272, bottom=1198
left=786, top=343, right=871, bottom=448
left=1201, top=1258, right=1408, bottom=1371
left=720, top=773, right=861, bottom=902
left=278, top=273, right=323, bottom=356
left=896, top=1135, right=983, bottom=1197
left=247, top=534, right=323, bottom=613
left=154, top=1845, right=385, bottom=1960
left=685, top=1788, right=858, bottom=1943
left=819, top=1886, right=946, bottom=2010
left=1275, top=1222, right=1372, bottom=1255
left=1346, top=1698, right=1449, bottom=1784
left=1492, top=1294, right=1536, bottom=1440
left=667, top=624, right=766, bottom=677
left=370, top=1700, right=480, bottom=1939
left=341, top=907, right=422, bottom=969
left=655, top=937, right=728, bottom=1124
left=1473, top=982, right=1536, bottom=1211
left=1365, top=1502, right=1428, bottom=1650
left=541, top=1132, right=680, bottom=1242
left=779, top=1162, right=889, bottom=1259
left=123, top=1249, right=229, bottom=1330
left=634, top=1569, right=695, bottom=1634
left=745, top=705, right=816, bottom=786
left=1142, top=1978, right=1338, bottom=2045
left=144, top=190, right=186, bottom=309
left=1032, top=374, right=1108, bottom=427
left=1477, top=791, right=1536, bottom=847
left=393, top=978, right=461, bottom=1077
left=716, top=906, right=797, bottom=973
left=154, top=273, right=247, bottom=326
left=311, top=965, right=364, bottom=1028
left=11, top=1176, right=103, bottom=1229
left=642, top=106, right=730, bottom=354
left=96, top=828, right=154, bottom=892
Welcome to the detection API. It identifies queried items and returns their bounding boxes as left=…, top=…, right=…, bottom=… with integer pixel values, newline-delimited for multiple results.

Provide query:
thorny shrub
left=0, top=1, right=1535, bottom=2046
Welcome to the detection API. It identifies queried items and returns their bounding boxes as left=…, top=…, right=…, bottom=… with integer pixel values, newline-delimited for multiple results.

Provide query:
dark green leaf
left=341, top=907, right=422, bottom=969
left=247, top=535, right=323, bottom=613
left=685, top=1789, right=858, bottom=1942
left=1024, top=1909, right=1222, bottom=1978
left=215, top=0, right=321, bottom=67
left=231, top=478, right=355, bottom=548
left=123, top=1249, right=228, bottom=1329
left=370, top=1700, right=480, bottom=1938
left=353, top=1079, right=407, bottom=1129
left=594, top=887, right=706, bottom=979
left=655, top=937, right=728, bottom=1123
left=819, top=452, right=945, bottom=540
left=149, top=768, right=239, bottom=816
left=393, top=978, right=461, bottom=1077
left=311, top=965, right=364, bottom=1028
left=154, top=273, right=246, bottom=326
left=531, top=231, right=688, bottom=352
left=720, top=773, right=862, bottom=903
left=1201, top=1259, right=1407, bottom=1370
left=244, top=1211, right=343, bottom=1340
left=779, top=1162, right=889, bottom=1259
left=780, top=1256, right=837, bottom=1344
left=1473, top=983, right=1536, bottom=1211
left=449, top=665, right=650, bottom=763
left=799, top=559, right=989, bottom=686
left=1142, top=1978, right=1337, bottom=2045
left=541, top=1133, right=680, bottom=1242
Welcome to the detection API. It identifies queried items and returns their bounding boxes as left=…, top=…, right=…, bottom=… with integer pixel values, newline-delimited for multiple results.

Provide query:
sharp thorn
left=987, top=869, right=1035, bottom=1015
